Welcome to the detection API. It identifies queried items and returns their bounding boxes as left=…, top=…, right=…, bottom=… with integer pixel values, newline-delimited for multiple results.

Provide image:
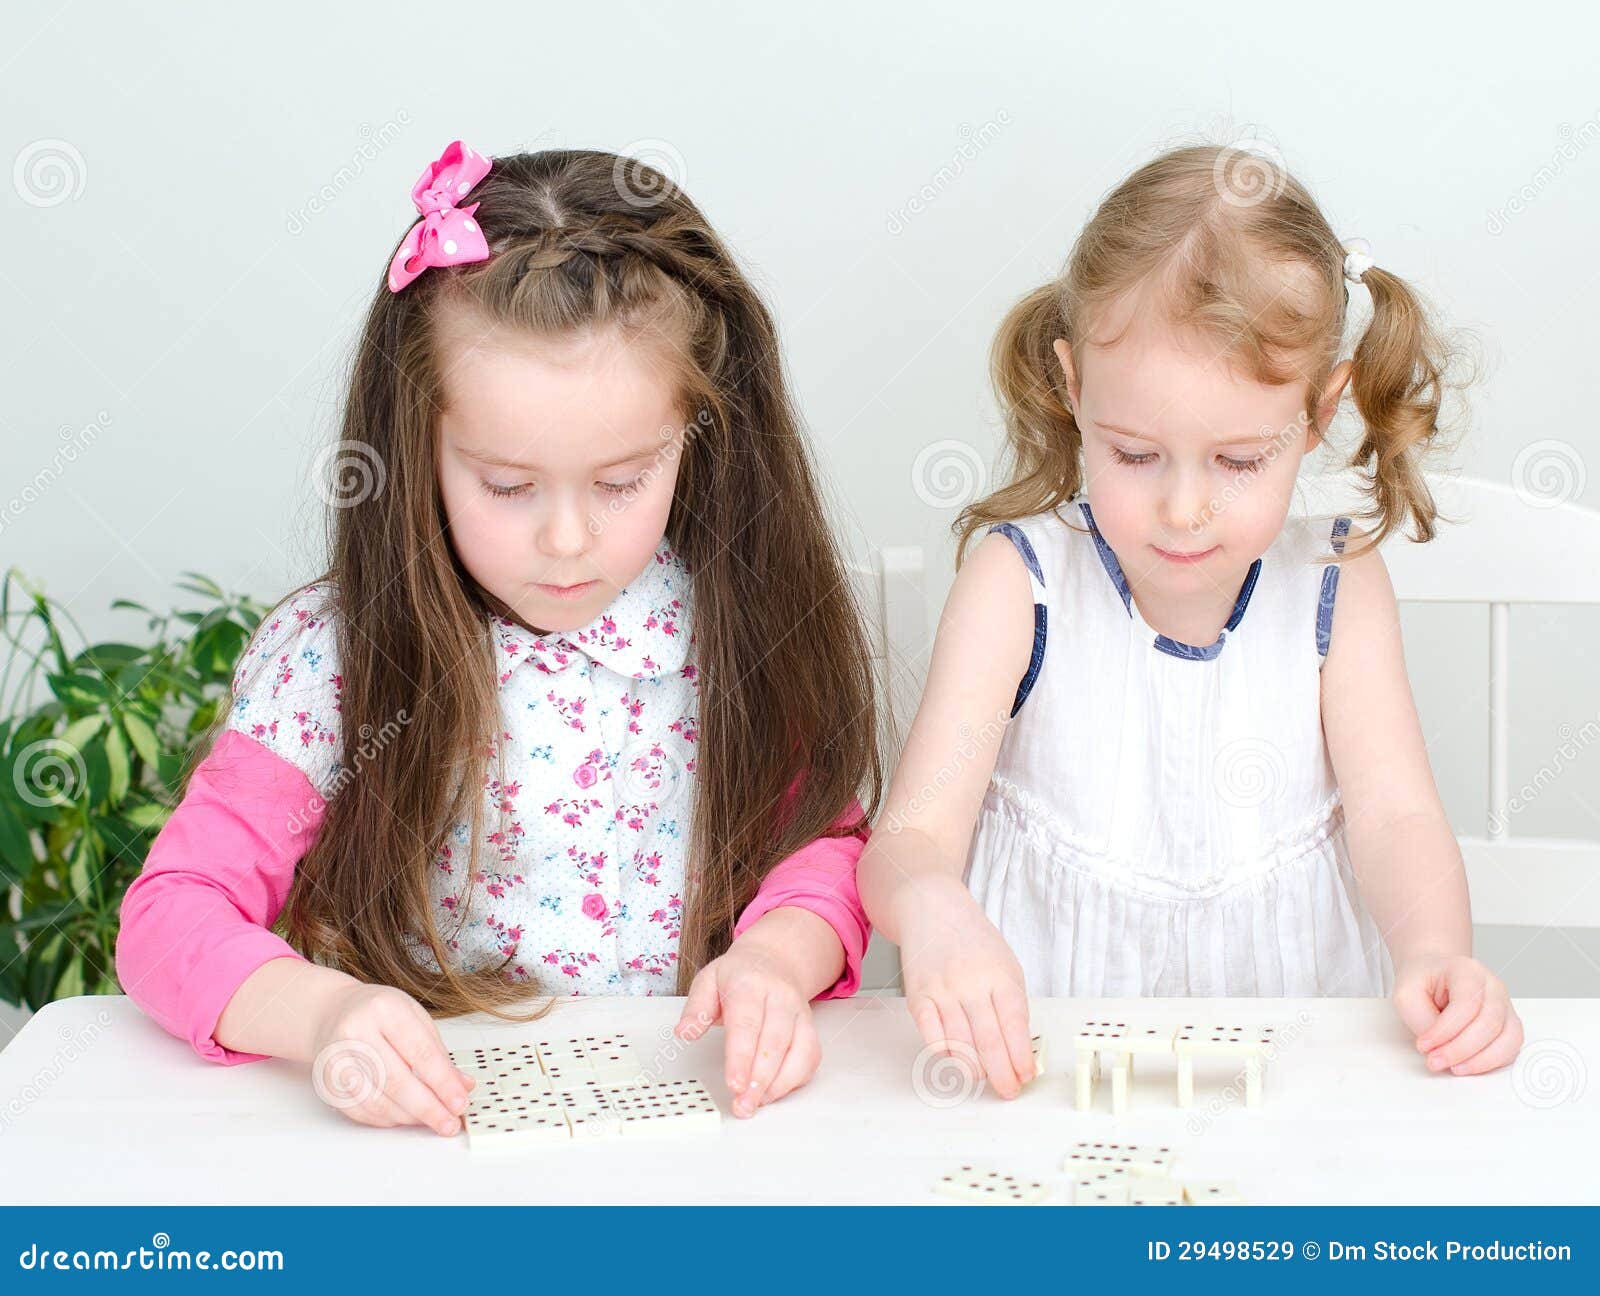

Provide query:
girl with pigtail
left=117, top=143, right=883, bottom=1134
left=858, top=143, right=1522, bottom=1098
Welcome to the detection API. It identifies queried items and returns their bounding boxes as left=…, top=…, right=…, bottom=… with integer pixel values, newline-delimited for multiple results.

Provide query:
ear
left=1051, top=338, right=1081, bottom=413
left=1311, top=359, right=1354, bottom=448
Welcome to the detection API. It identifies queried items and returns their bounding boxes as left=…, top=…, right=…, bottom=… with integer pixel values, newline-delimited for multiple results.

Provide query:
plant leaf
left=59, top=714, right=106, bottom=751
left=104, top=722, right=130, bottom=805
left=121, top=711, right=160, bottom=767
left=46, top=672, right=115, bottom=707
left=120, top=802, right=170, bottom=831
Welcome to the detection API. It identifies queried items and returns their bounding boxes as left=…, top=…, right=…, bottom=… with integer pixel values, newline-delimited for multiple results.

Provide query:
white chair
left=847, top=547, right=928, bottom=992
left=1294, top=469, right=1600, bottom=934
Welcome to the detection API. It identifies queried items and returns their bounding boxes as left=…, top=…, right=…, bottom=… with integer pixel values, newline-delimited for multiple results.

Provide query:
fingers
left=759, top=1011, right=821, bottom=1108
left=962, top=996, right=1021, bottom=1099
left=1391, top=975, right=1444, bottom=1040
left=379, top=1026, right=469, bottom=1136
left=1415, top=966, right=1488, bottom=1054
left=909, top=995, right=945, bottom=1056
left=936, top=1000, right=981, bottom=1085
left=389, top=1006, right=475, bottom=1118
left=675, top=966, right=723, bottom=1042
left=1445, top=1012, right=1524, bottom=1076
left=721, top=990, right=767, bottom=1105
left=735, top=995, right=798, bottom=1118
left=993, top=982, right=1035, bottom=1087
left=1424, top=997, right=1506, bottom=1071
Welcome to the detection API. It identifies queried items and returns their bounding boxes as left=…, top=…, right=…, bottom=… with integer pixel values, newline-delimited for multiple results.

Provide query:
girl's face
left=435, top=312, right=689, bottom=635
left=1055, top=299, right=1350, bottom=607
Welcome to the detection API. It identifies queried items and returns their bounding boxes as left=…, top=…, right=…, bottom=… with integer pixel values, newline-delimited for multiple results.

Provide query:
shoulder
left=979, top=500, right=1086, bottom=590
left=936, top=529, right=1038, bottom=702
left=232, top=580, right=341, bottom=692
left=225, top=580, right=346, bottom=795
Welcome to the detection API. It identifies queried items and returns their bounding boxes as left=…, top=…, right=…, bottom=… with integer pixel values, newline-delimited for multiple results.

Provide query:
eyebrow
left=460, top=441, right=663, bottom=473
left=1098, top=421, right=1279, bottom=447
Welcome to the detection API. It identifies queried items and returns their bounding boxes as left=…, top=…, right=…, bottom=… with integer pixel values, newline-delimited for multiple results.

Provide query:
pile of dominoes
left=447, top=1032, right=720, bottom=1149
left=934, top=1141, right=1244, bottom=1206
left=1070, top=1020, right=1278, bottom=1114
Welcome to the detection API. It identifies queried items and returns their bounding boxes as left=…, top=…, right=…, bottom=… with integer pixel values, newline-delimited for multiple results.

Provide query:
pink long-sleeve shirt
left=115, top=729, right=872, bottom=1065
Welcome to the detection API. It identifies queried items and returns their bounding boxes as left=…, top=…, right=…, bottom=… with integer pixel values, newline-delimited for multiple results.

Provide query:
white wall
left=3, top=0, right=1597, bottom=1008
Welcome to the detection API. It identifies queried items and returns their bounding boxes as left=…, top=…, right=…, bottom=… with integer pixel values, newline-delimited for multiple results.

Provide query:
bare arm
left=213, top=957, right=360, bottom=1063
left=1321, top=526, right=1522, bottom=1075
left=858, top=530, right=1036, bottom=938
left=857, top=530, right=1040, bottom=1097
left=1320, top=530, right=1471, bottom=967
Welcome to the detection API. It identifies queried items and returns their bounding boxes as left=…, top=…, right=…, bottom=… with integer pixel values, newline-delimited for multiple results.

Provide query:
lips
left=1153, top=545, right=1217, bottom=563
left=535, top=580, right=598, bottom=599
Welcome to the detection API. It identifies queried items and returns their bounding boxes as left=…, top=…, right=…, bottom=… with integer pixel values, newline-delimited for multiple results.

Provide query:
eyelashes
left=1107, top=446, right=1264, bottom=474
left=480, top=476, right=643, bottom=499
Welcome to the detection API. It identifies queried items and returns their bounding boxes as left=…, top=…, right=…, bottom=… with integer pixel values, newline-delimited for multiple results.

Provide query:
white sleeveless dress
left=962, top=497, right=1394, bottom=998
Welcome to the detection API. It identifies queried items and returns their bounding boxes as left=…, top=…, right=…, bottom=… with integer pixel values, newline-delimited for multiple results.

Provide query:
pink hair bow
left=386, top=140, right=493, bottom=292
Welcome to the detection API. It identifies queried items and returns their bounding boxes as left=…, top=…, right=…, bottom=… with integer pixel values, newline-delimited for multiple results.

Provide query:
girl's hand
left=1392, top=952, right=1524, bottom=1076
left=897, top=873, right=1034, bottom=1099
left=306, top=977, right=477, bottom=1136
left=674, top=943, right=821, bottom=1119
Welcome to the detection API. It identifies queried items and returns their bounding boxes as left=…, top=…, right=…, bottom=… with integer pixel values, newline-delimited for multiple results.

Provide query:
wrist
left=732, top=906, right=843, bottom=998
left=216, top=958, right=356, bottom=1063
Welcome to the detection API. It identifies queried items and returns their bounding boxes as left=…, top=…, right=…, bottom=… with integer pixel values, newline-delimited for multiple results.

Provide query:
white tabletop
left=1, top=993, right=1594, bottom=1206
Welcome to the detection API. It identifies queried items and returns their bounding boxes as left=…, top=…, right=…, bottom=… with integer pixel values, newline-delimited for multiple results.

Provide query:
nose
left=1158, top=465, right=1211, bottom=537
left=537, top=491, right=593, bottom=561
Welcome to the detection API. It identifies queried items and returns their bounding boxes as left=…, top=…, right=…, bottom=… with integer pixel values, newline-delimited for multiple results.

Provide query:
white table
left=1, top=993, right=1594, bottom=1205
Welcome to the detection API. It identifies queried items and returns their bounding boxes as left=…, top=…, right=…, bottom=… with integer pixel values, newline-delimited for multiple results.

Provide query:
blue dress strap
left=986, top=522, right=1049, bottom=716
left=1316, top=516, right=1353, bottom=661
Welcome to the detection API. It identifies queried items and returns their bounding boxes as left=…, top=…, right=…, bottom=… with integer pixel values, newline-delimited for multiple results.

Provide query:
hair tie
left=1341, top=237, right=1376, bottom=285
left=387, top=141, right=493, bottom=293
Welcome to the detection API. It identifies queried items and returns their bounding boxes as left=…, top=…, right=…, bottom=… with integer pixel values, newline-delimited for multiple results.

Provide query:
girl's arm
left=1320, top=526, right=1523, bottom=1075
left=116, top=728, right=475, bottom=1134
left=114, top=728, right=329, bottom=1064
left=732, top=793, right=871, bottom=998
left=675, top=788, right=870, bottom=1117
left=855, top=530, right=1039, bottom=1098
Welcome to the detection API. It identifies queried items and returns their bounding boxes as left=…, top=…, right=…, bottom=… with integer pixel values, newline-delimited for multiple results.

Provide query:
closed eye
left=481, top=474, right=646, bottom=499
left=1219, top=455, right=1265, bottom=473
left=598, top=474, right=645, bottom=495
left=1109, top=446, right=1156, bottom=467
left=481, top=480, right=530, bottom=499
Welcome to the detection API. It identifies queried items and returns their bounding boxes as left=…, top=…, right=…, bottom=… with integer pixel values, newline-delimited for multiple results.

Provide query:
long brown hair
left=957, top=143, right=1474, bottom=564
left=212, top=149, right=882, bottom=1020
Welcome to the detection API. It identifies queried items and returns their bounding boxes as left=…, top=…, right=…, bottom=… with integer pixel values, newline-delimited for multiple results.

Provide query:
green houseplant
left=0, top=568, right=268, bottom=1009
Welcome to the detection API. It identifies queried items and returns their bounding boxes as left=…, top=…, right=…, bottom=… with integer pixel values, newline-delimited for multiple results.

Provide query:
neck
left=1126, top=567, right=1250, bottom=647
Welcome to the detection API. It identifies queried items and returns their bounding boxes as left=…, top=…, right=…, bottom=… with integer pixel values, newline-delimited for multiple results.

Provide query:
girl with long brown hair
left=858, top=142, right=1523, bottom=1098
left=117, top=141, right=883, bottom=1133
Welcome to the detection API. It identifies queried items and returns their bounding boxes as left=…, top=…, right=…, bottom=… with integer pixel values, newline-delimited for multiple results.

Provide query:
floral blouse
left=115, top=538, right=871, bottom=1065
